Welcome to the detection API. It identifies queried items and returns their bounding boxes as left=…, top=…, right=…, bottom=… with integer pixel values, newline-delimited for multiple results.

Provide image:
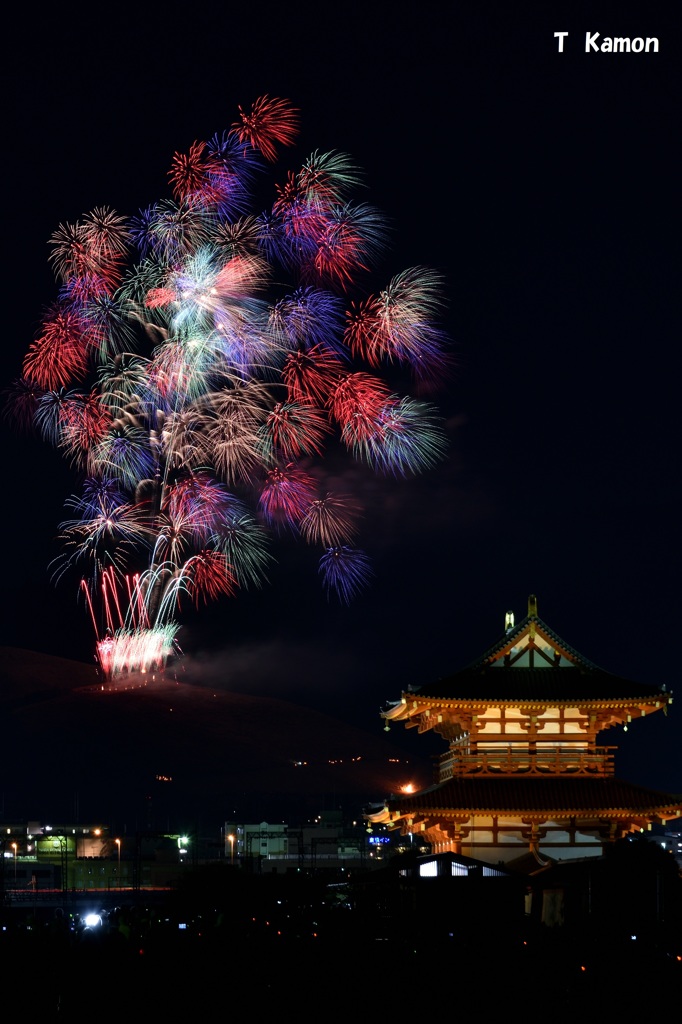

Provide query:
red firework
left=144, top=287, right=177, bottom=309
left=183, top=550, right=238, bottom=606
left=168, top=140, right=209, bottom=202
left=258, top=464, right=317, bottom=528
left=23, top=306, right=91, bottom=389
left=327, top=372, right=390, bottom=438
left=282, top=346, right=345, bottom=407
left=345, top=297, right=381, bottom=365
left=264, top=401, right=330, bottom=458
left=311, top=219, right=364, bottom=286
left=59, top=391, right=112, bottom=465
left=233, top=95, right=300, bottom=163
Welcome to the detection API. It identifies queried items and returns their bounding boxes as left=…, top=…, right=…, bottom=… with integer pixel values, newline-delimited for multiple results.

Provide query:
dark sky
left=3, top=3, right=680, bottom=792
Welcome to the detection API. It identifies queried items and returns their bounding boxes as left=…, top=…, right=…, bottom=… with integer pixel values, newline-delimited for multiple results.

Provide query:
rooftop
left=376, top=775, right=682, bottom=817
left=407, top=595, right=670, bottom=705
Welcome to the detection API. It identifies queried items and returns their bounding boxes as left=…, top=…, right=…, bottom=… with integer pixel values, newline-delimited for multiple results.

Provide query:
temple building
left=366, top=596, right=682, bottom=868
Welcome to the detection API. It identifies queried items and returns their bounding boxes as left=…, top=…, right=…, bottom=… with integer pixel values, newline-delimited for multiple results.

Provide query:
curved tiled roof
left=417, top=666, right=666, bottom=703
left=413, top=611, right=669, bottom=703
left=382, top=776, right=682, bottom=816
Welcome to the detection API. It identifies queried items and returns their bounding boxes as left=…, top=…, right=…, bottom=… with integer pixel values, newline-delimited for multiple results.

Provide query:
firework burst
left=233, top=95, right=300, bottom=163
left=319, top=546, right=374, bottom=605
left=8, top=97, right=451, bottom=679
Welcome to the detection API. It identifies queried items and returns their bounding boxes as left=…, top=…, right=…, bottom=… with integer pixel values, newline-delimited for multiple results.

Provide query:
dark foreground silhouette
left=3, top=842, right=681, bottom=1017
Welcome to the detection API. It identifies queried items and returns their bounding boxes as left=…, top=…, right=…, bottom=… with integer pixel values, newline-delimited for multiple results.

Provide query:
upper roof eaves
left=410, top=606, right=668, bottom=703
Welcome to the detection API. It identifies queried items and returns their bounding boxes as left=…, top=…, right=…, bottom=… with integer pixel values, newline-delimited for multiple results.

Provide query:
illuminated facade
left=367, top=596, right=682, bottom=867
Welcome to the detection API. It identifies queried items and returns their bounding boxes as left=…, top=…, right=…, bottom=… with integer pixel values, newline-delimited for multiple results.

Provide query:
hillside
left=0, top=648, right=432, bottom=829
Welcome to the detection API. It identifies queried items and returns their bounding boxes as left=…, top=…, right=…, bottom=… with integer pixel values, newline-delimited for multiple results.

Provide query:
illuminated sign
left=36, top=837, right=77, bottom=856
left=368, top=836, right=390, bottom=845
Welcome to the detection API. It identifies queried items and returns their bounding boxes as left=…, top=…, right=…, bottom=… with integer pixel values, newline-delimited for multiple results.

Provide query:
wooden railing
left=439, top=746, right=617, bottom=779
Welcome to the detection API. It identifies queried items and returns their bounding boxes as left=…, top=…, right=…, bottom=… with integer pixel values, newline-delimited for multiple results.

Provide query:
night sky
left=3, top=4, right=680, bottom=793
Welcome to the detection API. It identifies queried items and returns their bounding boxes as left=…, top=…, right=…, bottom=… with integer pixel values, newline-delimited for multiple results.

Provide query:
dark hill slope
left=0, top=648, right=431, bottom=828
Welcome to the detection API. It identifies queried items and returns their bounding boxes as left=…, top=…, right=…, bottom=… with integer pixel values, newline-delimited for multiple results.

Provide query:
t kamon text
left=554, top=32, right=659, bottom=53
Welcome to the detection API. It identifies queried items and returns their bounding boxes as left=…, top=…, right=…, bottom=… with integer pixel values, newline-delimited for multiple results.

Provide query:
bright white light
left=83, top=913, right=102, bottom=928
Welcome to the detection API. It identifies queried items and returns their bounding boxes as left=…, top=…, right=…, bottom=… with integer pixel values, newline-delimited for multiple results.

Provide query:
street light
left=115, top=838, right=121, bottom=886
left=227, top=833, right=235, bottom=865
left=11, top=842, right=17, bottom=883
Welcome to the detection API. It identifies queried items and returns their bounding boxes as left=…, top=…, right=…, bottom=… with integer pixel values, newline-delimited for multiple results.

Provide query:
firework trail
left=6, top=96, right=451, bottom=678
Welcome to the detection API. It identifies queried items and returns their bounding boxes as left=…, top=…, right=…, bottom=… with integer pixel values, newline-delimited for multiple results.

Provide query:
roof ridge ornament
left=528, top=594, right=538, bottom=618
left=504, top=610, right=515, bottom=634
